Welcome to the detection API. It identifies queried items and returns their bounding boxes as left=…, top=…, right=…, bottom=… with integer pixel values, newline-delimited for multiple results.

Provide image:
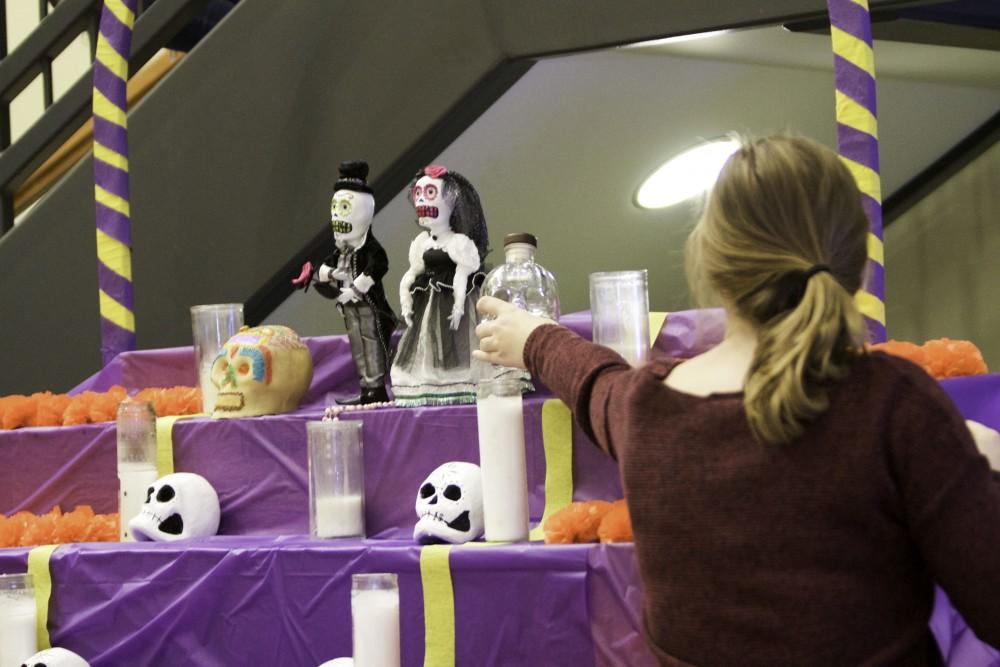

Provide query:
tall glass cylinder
left=589, top=270, right=650, bottom=366
left=117, top=399, right=159, bottom=541
left=0, top=573, right=36, bottom=667
left=190, top=303, right=244, bottom=413
left=308, top=420, right=365, bottom=539
left=476, top=378, right=529, bottom=542
left=351, top=573, right=400, bottom=667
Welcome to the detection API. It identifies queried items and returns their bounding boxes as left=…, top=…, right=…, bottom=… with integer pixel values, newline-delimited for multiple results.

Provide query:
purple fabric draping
left=0, top=395, right=622, bottom=538
left=3, top=310, right=999, bottom=664
left=0, top=538, right=595, bottom=667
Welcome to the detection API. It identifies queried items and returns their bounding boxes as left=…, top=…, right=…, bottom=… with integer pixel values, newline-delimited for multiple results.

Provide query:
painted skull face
left=330, top=189, right=374, bottom=246
left=413, top=461, right=484, bottom=544
left=211, top=325, right=314, bottom=418
left=128, top=472, right=220, bottom=542
left=411, top=176, right=452, bottom=236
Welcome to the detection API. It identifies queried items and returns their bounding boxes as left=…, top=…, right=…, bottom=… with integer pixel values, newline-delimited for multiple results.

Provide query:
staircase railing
left=0, top=0, right=208, bottom=235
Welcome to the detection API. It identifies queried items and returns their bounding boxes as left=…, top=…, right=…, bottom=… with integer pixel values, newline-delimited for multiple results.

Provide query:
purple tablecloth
left=0, top=538, right=642, bottom=667
left=1, top=309, right=998, bottom=665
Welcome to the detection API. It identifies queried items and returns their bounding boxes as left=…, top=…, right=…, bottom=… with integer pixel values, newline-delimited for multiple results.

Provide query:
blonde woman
left=474, top=135, right=1000, bottom=665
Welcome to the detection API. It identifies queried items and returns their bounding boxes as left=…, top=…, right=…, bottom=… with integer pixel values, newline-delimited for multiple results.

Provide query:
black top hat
left=334, top=160, right=373, bottom=195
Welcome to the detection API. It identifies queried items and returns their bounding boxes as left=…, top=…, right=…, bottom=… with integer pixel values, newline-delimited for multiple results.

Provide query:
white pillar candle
left=352, top=587, right=400, bottom=667
left=119, top=463, right=160, bottom=541
left=313, top=494, right=364, bottom=538
left=476, top=386, right=529, bottom=542
left=0, top=587, right=36, bottom=667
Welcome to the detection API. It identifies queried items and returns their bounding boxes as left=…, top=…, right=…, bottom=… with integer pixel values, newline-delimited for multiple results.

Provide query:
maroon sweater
left=525, top=325, right=1000, bottom=666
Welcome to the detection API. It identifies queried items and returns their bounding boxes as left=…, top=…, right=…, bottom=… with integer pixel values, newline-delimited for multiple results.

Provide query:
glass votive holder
left=117, top=399, right=159, bottom=542
left=351, top=573, right=400, bottom=667
left=476, top=378, right=529, bottom=542
left=308, top=420, right=365, bottom=539
left=0, top=573, right=36, bottom=667
left=190, top=303, right=244, bottom=413
left=589, top=270, right=650, bottom=366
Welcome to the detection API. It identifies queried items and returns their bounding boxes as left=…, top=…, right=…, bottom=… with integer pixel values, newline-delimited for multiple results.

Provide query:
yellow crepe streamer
left=648, top=311, right=668, bottom=346
left=529, top=399, right=574, bottom=541
left=96, top=228, right=133, bottom=280
left=154, top=414, right=205, bottom=477
left=855, top=290, right=887, bottom=325
left=420, top=544, right=456, bottom=667
left=28, top=544, right=59, bottom=650
left=831, top=25, right=875, bottom=78
left=867, top=232, right=884, bottom=267
left=98, top=289, right=135, bottom=332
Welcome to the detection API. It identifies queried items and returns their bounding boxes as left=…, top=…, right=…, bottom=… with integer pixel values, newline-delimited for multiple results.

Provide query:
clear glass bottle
left=482, top=233, right=560, bottom=320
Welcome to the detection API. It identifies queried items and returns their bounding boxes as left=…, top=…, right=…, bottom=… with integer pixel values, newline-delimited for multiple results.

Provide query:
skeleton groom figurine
left=294, top=161, right=396, bottom=405
left=390, top=165, right=490, bottom=406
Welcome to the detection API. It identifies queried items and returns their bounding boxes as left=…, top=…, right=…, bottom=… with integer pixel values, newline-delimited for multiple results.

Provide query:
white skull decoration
left=20, top=648, right=90, bottom=667
left=413, top=462, right=484, bottom=544
left=128, top=472, right=221, bottom=542
left=210, top=325, right=314, bottom=419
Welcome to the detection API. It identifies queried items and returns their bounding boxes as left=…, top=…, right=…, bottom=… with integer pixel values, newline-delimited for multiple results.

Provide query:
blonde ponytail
left=744, top=271, right=865, bottom=443
left=689, top=134, right=870, bottom=444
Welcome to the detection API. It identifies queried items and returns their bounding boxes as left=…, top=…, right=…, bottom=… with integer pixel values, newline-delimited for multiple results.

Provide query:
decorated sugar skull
left=330, top=160, right=375, bottom=246
left=20, top=648, right=90, bottom=667
left=413, top=461, right=484, bottom=544
left=210, top=325, right=313, bottom=418
left=317, top=660, right=353, bottom=667
left=411, top=171, right=453, bottom=237
left=128, top=472, right=220, bottom=542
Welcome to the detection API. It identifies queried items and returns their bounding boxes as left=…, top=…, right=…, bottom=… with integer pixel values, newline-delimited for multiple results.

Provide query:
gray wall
left=3, top=0, right=992, bottom=394
left=271, top=40, right=1000, bottom=349
left=886, top=140, right=1000, bottom=368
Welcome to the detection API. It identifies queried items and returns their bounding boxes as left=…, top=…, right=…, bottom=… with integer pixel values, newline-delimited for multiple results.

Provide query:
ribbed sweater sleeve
left=885, top=360, right=1000, bottom=645
left=524, top=324, right=633, bottom=460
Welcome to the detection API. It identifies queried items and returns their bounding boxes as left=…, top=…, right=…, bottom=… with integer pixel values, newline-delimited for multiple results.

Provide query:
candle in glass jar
left=313, top=494, right=364, bottom=538
left=476, top=380, right=529, bottom=542
left=0, top=575, right=36, bottom=667
left=351, top=574, right=400, bottom=667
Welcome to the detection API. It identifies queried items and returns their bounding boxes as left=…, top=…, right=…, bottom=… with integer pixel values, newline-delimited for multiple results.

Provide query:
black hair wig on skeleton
left=409, top=166, right=490, bottom=262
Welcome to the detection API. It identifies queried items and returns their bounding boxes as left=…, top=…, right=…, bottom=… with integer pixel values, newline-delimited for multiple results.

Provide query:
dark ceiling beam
left=884, top=109, right=1000, bottom=226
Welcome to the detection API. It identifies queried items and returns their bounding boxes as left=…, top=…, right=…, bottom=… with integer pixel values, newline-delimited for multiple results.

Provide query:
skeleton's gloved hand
left=448, top=302, right=464, bottom=331
left=331, top=267, right=351, bottom=283
left=337, top=287, right=360, bottom=305
left=317, top=263, right=337, bottom=283
left=400, top=292, right=414, bottom=327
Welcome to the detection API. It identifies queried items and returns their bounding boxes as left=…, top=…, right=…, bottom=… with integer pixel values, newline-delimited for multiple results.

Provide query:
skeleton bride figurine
left=390, top=165, right=490, bottom=406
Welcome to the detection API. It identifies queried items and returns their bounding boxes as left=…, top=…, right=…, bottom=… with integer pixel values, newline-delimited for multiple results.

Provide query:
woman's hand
left=473, top=297, right=551, bottom=369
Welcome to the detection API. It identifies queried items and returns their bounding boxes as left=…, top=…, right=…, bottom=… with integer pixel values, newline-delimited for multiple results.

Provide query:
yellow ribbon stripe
left=848, top=0, right=871, bottom=11
left=839, top=156, right=882, bottom=203
left=95, top=35, right=129, bottom=81
left=835, top=90, right=878, bottom=140
left=94, top=141, right=129, bottom=171
left=154, top=414, right=206, bottom=477
left=96, top=229, right=133, bottom=281
left=529, top=399, right=574, bottom=542
left=95, top=184, right=131, bottom=217
left=104, top=0, right=136, bottom=28
left=648, top=311, right=668, bottom=347
left=28, top=544, right=59, bottom=650
left=93, top=88, right=127, bottom=127
left=855, top=290, right=886, bottom=325
left=99, top=289, right=135, bottom=332
left=831, top=25, right=875, bottom=78
left=420, top=544, right=456, bottom=667
left=867, top=232, right=884, bottom=267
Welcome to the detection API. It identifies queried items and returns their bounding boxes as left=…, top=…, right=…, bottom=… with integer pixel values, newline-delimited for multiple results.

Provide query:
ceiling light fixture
left=624, top=30, right=731, bottom=49
left=634, top=138, right=740, bottom=210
